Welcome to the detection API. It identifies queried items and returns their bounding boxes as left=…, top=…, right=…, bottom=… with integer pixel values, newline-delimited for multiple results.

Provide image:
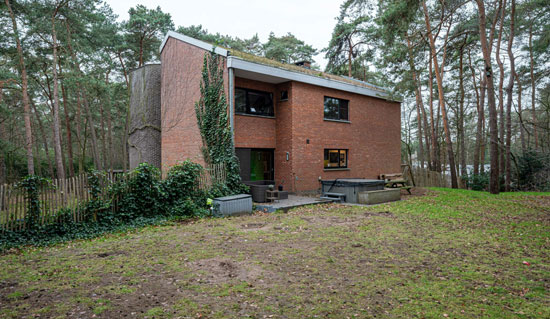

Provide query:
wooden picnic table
left=385, top=179, right=408, bottom=188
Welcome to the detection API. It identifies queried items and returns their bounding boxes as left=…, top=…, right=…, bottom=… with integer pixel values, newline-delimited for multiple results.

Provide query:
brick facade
left=160, top=38, right=228, bottom=173
left=160, top=37, right=401, bottom=191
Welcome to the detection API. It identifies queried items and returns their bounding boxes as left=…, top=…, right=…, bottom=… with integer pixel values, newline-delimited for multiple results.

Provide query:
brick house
left=159, top=31, right=401, bottom=192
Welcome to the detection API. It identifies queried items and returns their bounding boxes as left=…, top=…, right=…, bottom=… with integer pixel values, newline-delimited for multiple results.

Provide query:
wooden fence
left=0, top=163, right=226, bottom=232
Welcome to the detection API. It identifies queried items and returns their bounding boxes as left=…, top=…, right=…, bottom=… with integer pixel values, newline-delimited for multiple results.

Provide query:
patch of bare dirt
left=363, top=211, right=395, bottom=218
left=96, top=251, right=127, bottom=258
left=300, top=215, right=362, bottom=227
left=401, top=187, right=430, bottom=199
left=188, top=258, right=264, bottom=284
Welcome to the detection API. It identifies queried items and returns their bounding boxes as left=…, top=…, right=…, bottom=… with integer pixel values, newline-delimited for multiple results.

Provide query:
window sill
left=235, top=113, right=275, bottom=119
left=324, top=119, right=351, bottom=124
left=324, top=168, right=350, bottom=171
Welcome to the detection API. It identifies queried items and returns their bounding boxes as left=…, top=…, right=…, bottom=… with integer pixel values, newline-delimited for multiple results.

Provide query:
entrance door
left=235, top=148, right=274, bottom=181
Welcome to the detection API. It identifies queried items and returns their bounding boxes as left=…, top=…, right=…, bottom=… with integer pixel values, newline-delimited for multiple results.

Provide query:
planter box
left=213, top=194, right=252, bottom=216
left=357, top=188, right=400, bottom=205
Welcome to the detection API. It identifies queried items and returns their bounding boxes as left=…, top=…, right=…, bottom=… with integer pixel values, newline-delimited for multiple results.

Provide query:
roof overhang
left=228, top=57, right=394, bottom=101
left=159, top=31, right=228, bottom=56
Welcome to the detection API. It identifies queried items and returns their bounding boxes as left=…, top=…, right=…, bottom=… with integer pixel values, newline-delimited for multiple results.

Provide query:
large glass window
left=324, top=96, right=349, bottom=121
left=235, top=87, right=274, bottom=117
left=324, top=149, right=348, bottom=169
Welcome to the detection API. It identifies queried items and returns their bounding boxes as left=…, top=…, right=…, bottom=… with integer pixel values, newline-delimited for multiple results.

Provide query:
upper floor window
left=324, top=96, right=349, bottom=121
left=235, top=88, right=274, bottom=117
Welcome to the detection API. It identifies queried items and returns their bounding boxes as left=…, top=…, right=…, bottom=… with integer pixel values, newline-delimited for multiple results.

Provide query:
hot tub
left=321, top=179, right=385, bottom=203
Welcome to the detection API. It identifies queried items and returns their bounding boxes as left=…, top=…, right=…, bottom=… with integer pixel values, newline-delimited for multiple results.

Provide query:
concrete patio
left=254, top=195, right=332, bottom=213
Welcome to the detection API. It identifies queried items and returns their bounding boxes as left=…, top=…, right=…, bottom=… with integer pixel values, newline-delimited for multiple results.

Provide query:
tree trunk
left=105, top=73, right=114, bottom=171
left=422, top=1, right=458, bottom=188
left=348, top=37, right=353, bottom=77
left=479, top=75, right=487, bottom=174
left=31, top=101, right=55, bottom=178
left=476, top=0, right=500, bottom=194
left=428, top=54, right=438, bottom=171
left=505, top=0, right=516, bottom=192
left=469, top=52, right=481, bottom=176
left=99, top=94, right=107, bottom=170
left=50, top=10, right=66, bottom=179
left=495, top=0, right=507, bottom=176
left=405, top=35, right=424, bottom=169
left=64, top=20, right=102, bottom=170
left=516, top=73, right=526, bottom=152
left=116, top=51, right=130, bottom=171
left=528, top=24, right=538, bottom=149
left=6, top=0, right=34, bottom=175
left=60, top=81, right=75, bottom=177
left=0, top=86, right=6, bottom=183
left=458, top=40, right=466, bottom=178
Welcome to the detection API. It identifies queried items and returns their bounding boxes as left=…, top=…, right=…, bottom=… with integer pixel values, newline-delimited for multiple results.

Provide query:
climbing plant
left=17, top=175, right=49, bottom=230
left=195, top=49, right=247, bottom=194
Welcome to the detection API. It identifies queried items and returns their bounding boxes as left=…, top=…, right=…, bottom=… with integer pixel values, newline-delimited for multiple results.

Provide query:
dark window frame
left=280, top=90, right=288, bottom=101
left=324, top=149, right=348, bottom=169
left=235, top=87, right=274, bottom=117
left=323, top=96, right=349, bottom=121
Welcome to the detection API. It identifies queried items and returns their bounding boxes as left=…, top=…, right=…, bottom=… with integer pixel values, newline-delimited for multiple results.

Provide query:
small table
left=385, top=179, right=407, bottom=188
left=265, top=190, right=279, bottom=203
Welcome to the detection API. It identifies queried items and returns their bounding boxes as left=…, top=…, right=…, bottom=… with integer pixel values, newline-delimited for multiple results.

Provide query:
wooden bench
left=380, top=173, right=412, bottom=194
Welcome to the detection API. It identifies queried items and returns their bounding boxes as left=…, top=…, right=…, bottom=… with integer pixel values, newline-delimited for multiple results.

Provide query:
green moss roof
left=227, top=50, right=387, bottom=94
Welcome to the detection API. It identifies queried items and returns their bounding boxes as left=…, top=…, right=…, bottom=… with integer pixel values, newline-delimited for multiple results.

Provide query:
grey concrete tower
left=129, top=64, right=161, bottom=169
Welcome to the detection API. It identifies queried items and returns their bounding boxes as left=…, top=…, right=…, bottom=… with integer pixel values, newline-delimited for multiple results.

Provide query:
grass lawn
left=0, top=188, right=548, bottom=318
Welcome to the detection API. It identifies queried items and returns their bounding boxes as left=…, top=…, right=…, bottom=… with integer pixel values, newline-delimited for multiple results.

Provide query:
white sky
left=107, top=0, right=344, bottom=69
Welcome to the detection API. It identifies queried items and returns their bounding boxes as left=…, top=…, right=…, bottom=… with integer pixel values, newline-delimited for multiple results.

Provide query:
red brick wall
left=231, top=78, right=400, bottom=192
left=234, top=78, right=276, bottom=149
left=289, top=81, right=401, bottom=191
left=160, top=38, right=228, bottom=174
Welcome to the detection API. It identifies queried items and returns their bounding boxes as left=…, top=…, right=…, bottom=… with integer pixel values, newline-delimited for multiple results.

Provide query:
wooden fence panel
left=1, top=163, right=228, bottom=231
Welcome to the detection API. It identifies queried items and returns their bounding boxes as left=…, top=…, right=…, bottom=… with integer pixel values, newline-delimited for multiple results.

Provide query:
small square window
left=324, top=149, right=348, bottom=169
left=280, top=90, right=288, bottom=101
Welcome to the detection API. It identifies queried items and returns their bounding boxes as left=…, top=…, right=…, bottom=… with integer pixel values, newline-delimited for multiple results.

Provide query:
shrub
left=515, top=150, right=550, bottom=191
left=109, top=163, right=165, bottom=222
left=464, top=173, right=490, bottom=191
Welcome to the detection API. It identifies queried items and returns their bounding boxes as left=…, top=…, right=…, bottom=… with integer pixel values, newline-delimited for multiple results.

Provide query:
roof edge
left=228, top=57, right=401, bottom=102
left=159, top=31, right=228, bottom=56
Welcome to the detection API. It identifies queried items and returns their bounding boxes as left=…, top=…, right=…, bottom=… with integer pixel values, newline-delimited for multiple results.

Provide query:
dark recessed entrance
left=235, top=148, right=274, bottom=181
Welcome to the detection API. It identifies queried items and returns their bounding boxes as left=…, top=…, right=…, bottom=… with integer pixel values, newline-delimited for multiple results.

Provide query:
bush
left=464, top=172, right=490, bottom=191
left=515, top=150, right=550, bottom=191
left=109, top=163, right=165, bottom=221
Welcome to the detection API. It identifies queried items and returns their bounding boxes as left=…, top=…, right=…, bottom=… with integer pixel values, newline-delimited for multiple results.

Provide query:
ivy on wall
left=195, top=49, right=247, bottom=194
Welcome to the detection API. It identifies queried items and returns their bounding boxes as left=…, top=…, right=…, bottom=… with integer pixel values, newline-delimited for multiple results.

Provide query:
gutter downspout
left=228, top=66, right=235, bottom=144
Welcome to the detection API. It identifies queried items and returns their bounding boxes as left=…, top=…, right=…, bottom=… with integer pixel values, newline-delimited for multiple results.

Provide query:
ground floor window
left=324, top=149, right=348, bottom=169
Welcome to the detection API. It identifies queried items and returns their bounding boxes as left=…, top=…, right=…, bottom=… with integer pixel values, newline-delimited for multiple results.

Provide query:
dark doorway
left=235, top=148, right=274, bottom=181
